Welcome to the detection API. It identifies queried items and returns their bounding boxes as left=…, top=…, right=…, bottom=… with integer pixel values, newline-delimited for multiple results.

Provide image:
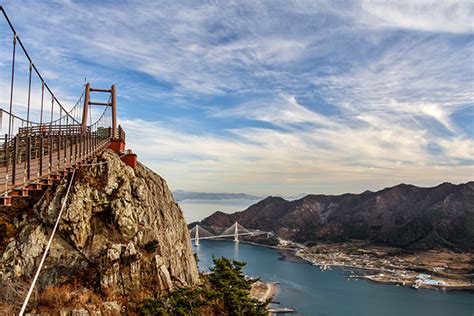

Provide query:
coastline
left=250, top=280, right=278, bottom=303
left=203, top=238, right=473, bottom=292
left=239, top=239, right=474, bottom=293
left=195, top=238, right=474, bottom=315
left=294, top=250, right=474, bottom=292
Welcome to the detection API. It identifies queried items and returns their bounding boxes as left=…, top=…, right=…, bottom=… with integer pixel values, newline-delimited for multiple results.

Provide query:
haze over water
left=179, top=199, right=259, bottom=223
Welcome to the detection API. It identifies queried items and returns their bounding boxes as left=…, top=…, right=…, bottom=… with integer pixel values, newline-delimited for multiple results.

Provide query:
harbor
left=194, top=240, right=474, bottom=316
left=295, top=241, right=474, bottom=291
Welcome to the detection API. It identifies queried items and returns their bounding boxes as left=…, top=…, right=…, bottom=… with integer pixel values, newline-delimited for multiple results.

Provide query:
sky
left=0, top=0, right=472, bottom=196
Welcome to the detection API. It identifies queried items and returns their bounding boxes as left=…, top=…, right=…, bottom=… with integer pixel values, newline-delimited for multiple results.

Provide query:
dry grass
left=37, top=284, right=102, bottom=311
left=0, top=280, right=36, bottom=315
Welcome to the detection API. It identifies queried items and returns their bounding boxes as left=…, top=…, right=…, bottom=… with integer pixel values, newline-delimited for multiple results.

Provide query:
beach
left=250, top=280, right=278, bottom=302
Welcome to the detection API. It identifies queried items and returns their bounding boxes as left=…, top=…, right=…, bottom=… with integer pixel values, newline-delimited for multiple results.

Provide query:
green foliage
left=208, top=257, right=267, bottom=316
left=140, top=256, right=267, bottom=316
left=140, top=288, right=210, bottom=316
left=167, top=288, right=210, bottom=315
left=247, top=234, right=279, bottom=247
left=140, top=299, right=167, bottom=315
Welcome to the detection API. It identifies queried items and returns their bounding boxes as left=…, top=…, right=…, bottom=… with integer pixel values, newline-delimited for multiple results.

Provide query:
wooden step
left=0, top=196, right=12, bottom=206
left=48, top=174, right=62, bottom=180
left=9, top=188, right=29, bottom=197
left=25, top=183, right=42, bottom=190
left=39, top=178, right=53, bottom=186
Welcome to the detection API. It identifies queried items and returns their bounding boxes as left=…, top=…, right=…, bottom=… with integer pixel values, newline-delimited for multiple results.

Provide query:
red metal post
left=39, top=136, right=43, bottom=176
left=111, top=84, right=117, bottom=139
left=12, top=136, right=17, bottom=185
left=82, top=83, right=90, bottom=132
left=27, top=136, right=31, bottom=180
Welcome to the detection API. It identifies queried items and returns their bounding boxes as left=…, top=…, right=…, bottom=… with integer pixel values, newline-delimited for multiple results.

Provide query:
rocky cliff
left=0, top=149, right=199, bottom=314
left=199, top=182, right=474, bottom=251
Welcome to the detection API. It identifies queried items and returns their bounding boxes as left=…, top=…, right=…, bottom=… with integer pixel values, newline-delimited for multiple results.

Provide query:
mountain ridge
left=198, top=181, right=474, bottom=251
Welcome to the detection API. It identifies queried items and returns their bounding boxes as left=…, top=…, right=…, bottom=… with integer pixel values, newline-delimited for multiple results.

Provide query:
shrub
left=140, top=257, right=267, bottom=316
left=208, top=257, right=266, bottom=316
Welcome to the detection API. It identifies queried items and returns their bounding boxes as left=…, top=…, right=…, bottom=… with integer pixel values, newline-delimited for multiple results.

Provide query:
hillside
left=199, top=182, right=474, bottom=251
left=0, top=150, right=199, bottom=314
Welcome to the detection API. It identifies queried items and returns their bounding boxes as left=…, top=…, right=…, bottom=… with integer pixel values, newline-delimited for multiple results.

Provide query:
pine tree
left=208, top=257, right=267, bottom=316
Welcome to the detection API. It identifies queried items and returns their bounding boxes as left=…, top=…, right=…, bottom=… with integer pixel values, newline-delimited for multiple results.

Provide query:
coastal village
left=228, top=235, right=473, bottom=315
left=292, top=241, right=474, bottom=291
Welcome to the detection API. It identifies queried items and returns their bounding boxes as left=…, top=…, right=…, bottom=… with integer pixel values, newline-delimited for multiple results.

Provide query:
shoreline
left=360, top=274, right=474, bottom=292
left=293, top=250, right=474, bottom=292
left=250, top=280, right=278, bottom=303
left=237, top=239, right=474, bottom=293
left=198, top=238, right=474, bottom=293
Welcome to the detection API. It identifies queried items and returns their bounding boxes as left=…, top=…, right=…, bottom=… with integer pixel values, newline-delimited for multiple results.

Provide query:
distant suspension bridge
left=189, top=222, right=273, bottom=246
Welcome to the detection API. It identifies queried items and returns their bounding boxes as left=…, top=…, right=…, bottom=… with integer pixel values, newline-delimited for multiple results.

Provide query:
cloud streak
left=0, top=0, right=472, bottom=195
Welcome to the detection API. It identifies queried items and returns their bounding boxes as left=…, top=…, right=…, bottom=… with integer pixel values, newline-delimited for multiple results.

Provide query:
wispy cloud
left=211, top=94, right=337, bottom=128
left=359, top=0, right=474, bottom=33
left=123, top=116, right=472, bottom=195
left=0, top=0, right=472, bottom=195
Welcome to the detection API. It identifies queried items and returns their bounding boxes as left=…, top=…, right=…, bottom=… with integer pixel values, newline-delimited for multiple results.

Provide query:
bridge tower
left=82, top=83, right=117, bottom=138
left=195, top=224, right=200, bottom=246
left=82, top=82, right=137, bottom=168
left=234, top=221, right=239, bottom=243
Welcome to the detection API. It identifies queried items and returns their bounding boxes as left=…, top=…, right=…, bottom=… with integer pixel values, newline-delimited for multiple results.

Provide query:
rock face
left=200, top=182, right=474, bottom=251
left=0, top=149, right=199, bottom=313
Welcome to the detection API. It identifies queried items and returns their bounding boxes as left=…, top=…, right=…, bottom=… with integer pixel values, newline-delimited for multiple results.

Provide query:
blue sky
left=0, top=0, right=473, bottom=195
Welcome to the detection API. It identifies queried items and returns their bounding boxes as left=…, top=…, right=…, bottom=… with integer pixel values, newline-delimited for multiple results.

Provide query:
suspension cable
left=0, top=6, right=81, bottom=125
left=8, top=32, right=16, bottom=136
left=19, top=169, right=76, bottom=316
left=18, top=151, right=126, bottom=314
left=26, top=62, right=32, bottom=129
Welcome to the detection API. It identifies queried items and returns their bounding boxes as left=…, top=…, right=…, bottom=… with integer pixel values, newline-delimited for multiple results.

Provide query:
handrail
left=0, top=6, right=124, bottom=198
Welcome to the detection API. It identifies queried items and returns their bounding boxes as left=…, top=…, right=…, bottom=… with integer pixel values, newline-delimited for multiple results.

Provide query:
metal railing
left=0, top=6, right=123, bottom=196
left=0, top=121, right=120, bottom=195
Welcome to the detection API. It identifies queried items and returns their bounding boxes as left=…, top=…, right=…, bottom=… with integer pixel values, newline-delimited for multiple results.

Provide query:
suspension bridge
left=189, top=222, right=272, bottom=246
left=0, top=6, right=136, bottom=206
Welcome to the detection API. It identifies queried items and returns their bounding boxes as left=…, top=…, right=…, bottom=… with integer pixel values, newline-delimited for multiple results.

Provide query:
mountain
left=199, top=182, right=474, bottom=251
left=284, top=193, right=308, bottom=200
left=173, top=190, right=261, bottom=201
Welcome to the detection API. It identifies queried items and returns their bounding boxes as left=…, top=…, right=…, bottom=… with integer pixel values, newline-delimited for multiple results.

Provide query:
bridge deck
left=0, top=136, right=110, bottom=193
left=0, top=131, right=115, bottom=206
left=0, top=7, right=124, bottom=207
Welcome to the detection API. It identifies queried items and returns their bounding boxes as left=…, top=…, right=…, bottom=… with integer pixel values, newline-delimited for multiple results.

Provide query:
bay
left=194, top=240, right=474, bottom=316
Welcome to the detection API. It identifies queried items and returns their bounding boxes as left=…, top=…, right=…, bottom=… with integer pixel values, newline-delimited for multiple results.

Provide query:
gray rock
left=0, top=149, right=199, bottom=312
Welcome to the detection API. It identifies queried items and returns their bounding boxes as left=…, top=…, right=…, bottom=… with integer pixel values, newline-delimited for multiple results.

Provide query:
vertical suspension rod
left=8, top=32, right=16, bottom=137
left=0, top=6, right=79, bottom=125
